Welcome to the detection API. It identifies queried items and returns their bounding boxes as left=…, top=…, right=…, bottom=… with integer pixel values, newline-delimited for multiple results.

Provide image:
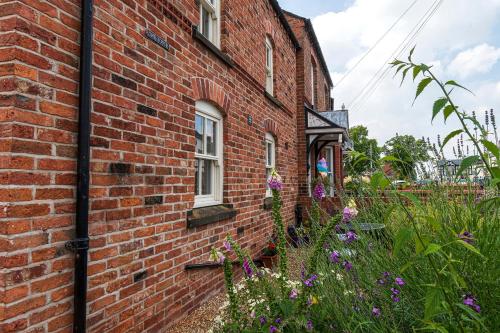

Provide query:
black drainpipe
left=65, top=1, right=93, bottom=332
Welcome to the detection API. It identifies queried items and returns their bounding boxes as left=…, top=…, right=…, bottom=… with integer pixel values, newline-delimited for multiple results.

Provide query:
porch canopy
left=305, top=105, right=352, bottom=163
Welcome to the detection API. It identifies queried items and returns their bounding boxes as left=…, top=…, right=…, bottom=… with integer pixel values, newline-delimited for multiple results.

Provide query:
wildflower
left=342, top=206, right=358, bottom=223
left=372, top=307, right=381, bottom=317
left=209, top=248, right=225, bottom=264
left=306, top=319, right=314, bottom=331
left=223, top=240, right=232, bottom=252
left=391, top=287, right=400, bottom=295
left=243, top=258, right=253, bottom=278
left=275, top=318, right=282, bottom=324
left=259, top=316, right=267, bottom=325
left=250, top=310, right=256, bottom=318
left=395, top=277, right=405, bottom=286
left=391, top=295, right=400, bottom=302
left=289, top=288, right=298, bottom=300
left=267, top=169, right=283, bottom=191
left=347, top=199, right=357, bottom=209
left=270, top=326, right=278, bottom=333
left=463, top=294, right=481, bottom=313
left=312, top=182, right=326, bottom=201
left=329, top=250, right=340, bottom=263
left=343, top=260, right=353, bottom=272
left=377, top=278, right=385, bottom=285
left=307, top=295, right=319, bottom=305
left=458, top=231, right=474, bottom=244
left=345, top=230, right=358, bottom=243
left=303, top=274, right=318, bottom=287
left=383, top=272, right=391, bottom=278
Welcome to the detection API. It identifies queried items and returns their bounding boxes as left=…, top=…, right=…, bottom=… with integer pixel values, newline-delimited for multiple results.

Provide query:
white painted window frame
left=199, top=0, right=220, bottom=47
left=265, top=132, right=275, bottom=197
left=325, top=146, right=335, bottom=197
left=265, top=37, right=274, bottom=95
left=194, top=101, right=223, bottom=208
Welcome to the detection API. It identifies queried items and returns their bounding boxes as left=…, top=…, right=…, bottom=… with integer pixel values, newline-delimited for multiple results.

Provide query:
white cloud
left=447, top=44, right=500, bottom=78
left=310, top=0, right=500, bottom=156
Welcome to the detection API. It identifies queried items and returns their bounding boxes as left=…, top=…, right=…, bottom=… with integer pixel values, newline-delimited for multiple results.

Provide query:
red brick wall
left=0, top=1, right=298, bottom=332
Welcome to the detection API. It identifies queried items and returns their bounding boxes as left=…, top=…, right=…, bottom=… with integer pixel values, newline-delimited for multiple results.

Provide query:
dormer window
left=265, top=37, right=274, bottom=95
left=199, top=0, right=220, bottom=46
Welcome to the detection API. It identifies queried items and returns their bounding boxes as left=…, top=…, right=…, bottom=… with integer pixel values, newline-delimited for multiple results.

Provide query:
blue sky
left=279, top=0, right=500, bottom=156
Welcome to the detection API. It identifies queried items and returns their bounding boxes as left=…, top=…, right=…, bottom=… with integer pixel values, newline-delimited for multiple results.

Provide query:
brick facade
left=0, top=1, right=301, bottom=332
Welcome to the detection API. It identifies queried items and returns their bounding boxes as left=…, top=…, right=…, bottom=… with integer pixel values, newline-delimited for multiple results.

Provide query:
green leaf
left=412, top=66, right=422, bottom=80
left=455, top=155, right=479, bottom=178
left=398, top=192, right=422, bottom=207
left=445, top=80, right=474, bottom=95
left=491, top=166, right=500, bottom=178
left=424, top=288, right=444, bottom=320
left=400, top=67, right=410, bottom=86
left=390, top=59, right=404, bottom=67
left=456, top=240, right=483, bottom=257
left=441, top=129, right=463, bottom=148
left=415, top=235, right=429, bottom=254
left=380, top=155, right=404, bottom=163
left=413, top=77, right=433, bottom=103
left=394, top=227, right=413, bottom=256
left=432, top=98, right=448, bottom=122
left=443, top=105, right=455, bottom=121
left=400, top=260, right=414, bottom=273
left=394, top=63, right=407, bottom=76
left=423, top=243, right=441, bottom=256
left=481, top=139, right=500, bottom=159
left=408, top=45, right=416, bottom=62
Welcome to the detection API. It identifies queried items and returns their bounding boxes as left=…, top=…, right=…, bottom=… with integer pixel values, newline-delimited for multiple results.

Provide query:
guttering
left=65, top=1, right=94, bottom=332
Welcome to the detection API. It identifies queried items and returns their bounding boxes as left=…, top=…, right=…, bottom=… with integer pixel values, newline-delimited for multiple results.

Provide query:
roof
left=322, top=110, right=349, bottom=130
left=282, top=10, right=333, bottom=87
left=268, top=0, right=301, bottom=50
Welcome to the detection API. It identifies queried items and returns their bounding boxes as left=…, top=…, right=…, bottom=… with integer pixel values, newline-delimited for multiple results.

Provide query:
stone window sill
left=192, top=26, right=234, bottom=67
left=187, top=204, right=237, bottom=228
left=264, top=91, right=284, bottom=108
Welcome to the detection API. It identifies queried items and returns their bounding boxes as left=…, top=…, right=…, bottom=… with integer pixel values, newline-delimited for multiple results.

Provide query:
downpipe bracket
left=65, top=237, right=90, bottom=252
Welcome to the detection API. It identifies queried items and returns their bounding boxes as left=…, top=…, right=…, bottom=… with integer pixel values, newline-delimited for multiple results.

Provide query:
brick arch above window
left=264, top=20, right=275, bottom=40
left=191, top=77, right=231, bottom=114
left=263, top=119, right=279, bottom=138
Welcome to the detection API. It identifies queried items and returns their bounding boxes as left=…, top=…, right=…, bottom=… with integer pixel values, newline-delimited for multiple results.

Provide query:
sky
left=279, top=0, right=500, bottom=157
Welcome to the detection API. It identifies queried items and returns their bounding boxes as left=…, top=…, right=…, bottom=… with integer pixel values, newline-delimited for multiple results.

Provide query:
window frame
left=265, top=37, right=274, bottom=95
left=194, top=101, right=223, bottom=208
left=199, top=0, right=221, bottom=47
left=325, top=146, right=335, bottom=197
left=311, top=62, right=316, bottom=107
left=265, top=132, right=276, bottom=198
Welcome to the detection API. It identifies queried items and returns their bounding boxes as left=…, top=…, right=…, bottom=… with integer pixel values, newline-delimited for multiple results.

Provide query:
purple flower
left=463, top=294, right=481, bottom=313
left=243, top=258, right=253, bottom=278
left=343, top=260, right=353, bottom=272
left=342, top=207, right=353, bottom=223
left=259, top=316, right=267, bottom=325
left=268, top=169, right=283, bottom=191
left=275, top=318, right=282, bottom=324
left=372, top=307, right=381, bottom=317
left=313, top=182, right=326, bottom=201
left=377, top=278, right=385, bottom=285
left=345, top=230, right=358, bottom=243
left=391, top=287, right=400, bottom=295
left=289, top=288, right=298, bottom=300
left=329, top=250, right=340, bottom=263
left=306, top=320, right=313, bottom=331
left=395, top=277, right=405, bottom=286
left=458, top=231, right=474, bottom=244
left=223, top=240, right=232, bottom=252
left=270, top=325, right=278, bottom=333
left=391, top=295, right=400, bottom=302
left=383, top=272, right=391, bottom=278
left=303, top=274, right=318, bottom=287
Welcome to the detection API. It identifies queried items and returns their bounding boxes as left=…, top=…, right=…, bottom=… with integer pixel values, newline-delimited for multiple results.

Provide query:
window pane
left=195, top=115, right=204, bottom=154
left=206, top=119, right=216, bottom=156
left=201, top=160, right=212, bottom=195
left=266, top=142, right=272, bottom=166
left=201, top=7, right=210, bottom=39
left=195, top=159, right=200, bottom=195
left=266, top=46, right=271, bottom=68
left=266, top=167, right=272, bottom=192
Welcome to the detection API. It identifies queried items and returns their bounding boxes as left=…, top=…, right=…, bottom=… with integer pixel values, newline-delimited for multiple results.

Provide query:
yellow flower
left=311, top=295, right=319, bottom=305
left=347, top=199, right=357, bottom=209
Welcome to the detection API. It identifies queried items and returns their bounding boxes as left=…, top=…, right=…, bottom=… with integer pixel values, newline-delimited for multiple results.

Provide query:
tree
left=346, top=125, right=381, bottom=176
left=383, top=134, right=430, bottom=180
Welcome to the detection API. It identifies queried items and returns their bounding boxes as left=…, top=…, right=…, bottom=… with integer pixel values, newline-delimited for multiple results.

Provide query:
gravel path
left=167, top=293, right=226, bottom=333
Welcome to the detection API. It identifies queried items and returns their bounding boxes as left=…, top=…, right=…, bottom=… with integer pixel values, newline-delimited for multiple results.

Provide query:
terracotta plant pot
left=261, top=254, right=279, bottom=269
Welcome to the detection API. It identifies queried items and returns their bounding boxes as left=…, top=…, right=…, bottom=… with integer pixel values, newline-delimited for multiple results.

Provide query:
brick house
left=0, top=1, right=349, bottom=332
